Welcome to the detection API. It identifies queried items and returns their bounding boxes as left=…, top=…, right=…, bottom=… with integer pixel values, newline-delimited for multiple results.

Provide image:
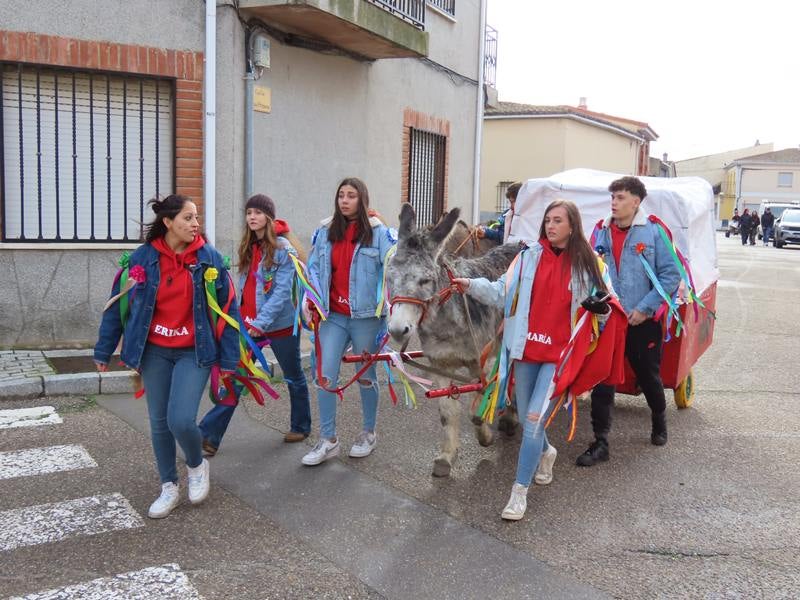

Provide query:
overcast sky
left=486, top=0, right=799, bottom=161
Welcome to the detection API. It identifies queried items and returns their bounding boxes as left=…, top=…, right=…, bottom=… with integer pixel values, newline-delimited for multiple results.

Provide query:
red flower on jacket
left=129, top=265, right=146, bottom=284
left=635, top=242, right=646, bottom=255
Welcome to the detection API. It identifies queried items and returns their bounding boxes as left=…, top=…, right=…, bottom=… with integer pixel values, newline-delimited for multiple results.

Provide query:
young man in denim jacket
left=576, top=176, right=681, bottom=466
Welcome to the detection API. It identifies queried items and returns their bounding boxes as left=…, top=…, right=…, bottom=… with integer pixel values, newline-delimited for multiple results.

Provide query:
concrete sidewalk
left=0, top=338, right=314, bottom=400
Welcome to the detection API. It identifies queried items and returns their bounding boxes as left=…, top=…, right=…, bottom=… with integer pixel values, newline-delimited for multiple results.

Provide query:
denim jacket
left=94, top=242, right=240, bottom=371
left=593, top=209, right=681, bottom=317
left=307, top=216, right=397, bottom=319
left=468, top=242, right=614, bottom=361
left=240, top=236, right=297, bottom=333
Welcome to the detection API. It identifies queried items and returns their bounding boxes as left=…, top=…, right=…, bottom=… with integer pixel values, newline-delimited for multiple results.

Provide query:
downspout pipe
left=204, top=0, right=217, bottom=244
left=471, top=0, right=487, bottom=225
left=735, top=165, right=743, bottom=211
left=244, top=28, right=254, bottom=198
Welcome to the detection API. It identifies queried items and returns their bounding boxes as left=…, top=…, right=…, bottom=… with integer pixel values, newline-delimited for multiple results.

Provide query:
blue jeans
left=199, top=334, right=311, bottom=448
left=763, top=226, right=773, bottom=244
left=316, top=312, right=384, bottom=439
left=513, top=361, right=556, bottom=487
left=140, top=344, right=210, bottom=484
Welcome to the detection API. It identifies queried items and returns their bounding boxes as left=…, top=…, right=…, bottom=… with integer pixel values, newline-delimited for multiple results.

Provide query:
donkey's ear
left=399, top=202, right=416, bottom=238
left=429, top=208, right=461, bottom=246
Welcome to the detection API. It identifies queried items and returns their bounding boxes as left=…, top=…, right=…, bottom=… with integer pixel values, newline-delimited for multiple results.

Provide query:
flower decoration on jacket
left=594, top=245, right=606, bottom=257
left=204, top=267, right=219, bottom=283
left=635, top=242, right=646, bottom=255
left=261, top=272, right=274, bottom=295
left=103, top=253, right=140, bottom=317
left=129, top=264, right=146, bottom=284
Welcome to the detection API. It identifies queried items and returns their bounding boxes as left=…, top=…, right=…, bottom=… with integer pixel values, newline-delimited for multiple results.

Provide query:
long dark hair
left=328, top=177, right=373, bottom=246
left=238, top=216, right=279, bottom=274
left=144, top=194, right=191, bottom=242
left=538, top=199, right=608, bottom=295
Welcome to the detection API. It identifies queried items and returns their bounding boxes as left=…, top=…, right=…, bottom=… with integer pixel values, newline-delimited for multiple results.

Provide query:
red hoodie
left=148, top=235, right=205, bottom=348
left=523, top=240, right=572, bottom=363
left=330, top=221, right=358, bottom=316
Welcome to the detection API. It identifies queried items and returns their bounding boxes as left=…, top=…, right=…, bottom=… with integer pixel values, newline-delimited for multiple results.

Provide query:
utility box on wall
left=253, top=35, right=270, bottom=69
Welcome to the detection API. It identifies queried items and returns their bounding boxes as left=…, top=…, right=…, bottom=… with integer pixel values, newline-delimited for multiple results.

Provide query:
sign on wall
left=254, top=86, right=271, bottom=113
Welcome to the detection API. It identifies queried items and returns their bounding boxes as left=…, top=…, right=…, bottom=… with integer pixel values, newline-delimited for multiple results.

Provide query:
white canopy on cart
left=509, top=169, right=719, bottom=295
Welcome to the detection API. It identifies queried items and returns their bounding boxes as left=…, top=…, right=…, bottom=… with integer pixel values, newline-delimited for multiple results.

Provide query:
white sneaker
left=501, top=483, right=528, bottom=521
left=302, top=438, right=340, bottom=466
left=148, top=482, right=180, bottom=519
left=349, top=431, right=377, bottom=458
left=534, top=444, right=557, bottom=485
left=186, top=459, right=210, bottom=505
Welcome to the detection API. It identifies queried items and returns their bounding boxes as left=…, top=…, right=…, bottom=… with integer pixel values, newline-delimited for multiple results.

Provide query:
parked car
left=757, top=201, right=800, bottom=240
left=773, top=208, right=800, bottom=248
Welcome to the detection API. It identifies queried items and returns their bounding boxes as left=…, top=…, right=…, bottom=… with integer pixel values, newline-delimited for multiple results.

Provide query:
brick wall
left=0, top=31, right=205, bottom=214
left=401, top=108, right=450, bottom=210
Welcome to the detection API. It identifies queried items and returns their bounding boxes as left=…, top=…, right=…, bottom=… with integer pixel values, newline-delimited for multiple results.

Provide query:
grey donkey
left=386, top=203, right=520, bottom=477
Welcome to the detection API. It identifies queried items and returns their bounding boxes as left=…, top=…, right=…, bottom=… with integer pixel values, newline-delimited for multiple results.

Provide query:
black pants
left=590, top=318, right=666, bottom=440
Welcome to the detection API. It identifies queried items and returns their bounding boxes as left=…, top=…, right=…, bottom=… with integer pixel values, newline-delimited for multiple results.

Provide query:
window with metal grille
left=496, top=181, right=513, bottom=213
left=407, top=128, right=446, bottom=227
left=1, top=63, right=174, bottom=242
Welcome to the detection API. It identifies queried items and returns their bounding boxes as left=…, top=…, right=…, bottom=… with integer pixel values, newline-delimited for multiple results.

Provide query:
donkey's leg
left=466, top=363, right=495, bottom=447
left=434, top=395, right=461, bottom=477
left=472, top=403, right=496, bottom=447
left=498, top=403, right=519, bottom=437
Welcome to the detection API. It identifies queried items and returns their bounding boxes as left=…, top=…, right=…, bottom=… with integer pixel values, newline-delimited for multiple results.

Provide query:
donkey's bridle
left=388, top=263, right=488, bottom=386
left=389, top=266, right=463, bottom=327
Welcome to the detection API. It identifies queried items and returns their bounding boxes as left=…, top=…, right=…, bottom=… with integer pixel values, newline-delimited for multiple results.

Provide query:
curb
left=0, top=352, right=314, bottom=400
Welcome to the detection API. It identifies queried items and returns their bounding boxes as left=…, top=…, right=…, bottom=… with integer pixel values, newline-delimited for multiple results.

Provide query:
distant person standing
left=478, top=182, right=521, bottom=244
left=749, top=211, right=759, bottom=245
left=761, top=208, right=775, bottom=246
left=740, top=208, right=752, bottom=246
left=726, top=209, right=740, bottom=238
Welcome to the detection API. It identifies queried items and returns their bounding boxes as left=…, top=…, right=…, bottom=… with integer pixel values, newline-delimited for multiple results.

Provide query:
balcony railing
left=368, top=0, right=426, bottom=29
left=484, top=24, right=497, bottom=88
left=428, top=0, right=455, bottom=17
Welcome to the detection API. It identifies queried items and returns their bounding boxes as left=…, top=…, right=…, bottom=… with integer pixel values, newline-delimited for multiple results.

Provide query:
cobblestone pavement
left=0, top=350, right=56, bottom=381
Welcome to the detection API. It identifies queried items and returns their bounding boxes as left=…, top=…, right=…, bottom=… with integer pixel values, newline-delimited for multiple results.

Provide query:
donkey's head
left=386, top=203, right=461, bottom=344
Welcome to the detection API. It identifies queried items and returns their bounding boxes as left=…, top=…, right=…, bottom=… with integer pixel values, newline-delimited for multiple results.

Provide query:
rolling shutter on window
left=1, top=65, right=173, bottom=241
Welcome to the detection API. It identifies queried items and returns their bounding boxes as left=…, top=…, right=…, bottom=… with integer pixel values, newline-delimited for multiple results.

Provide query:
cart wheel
left=674, top=371, right=694, bottom=409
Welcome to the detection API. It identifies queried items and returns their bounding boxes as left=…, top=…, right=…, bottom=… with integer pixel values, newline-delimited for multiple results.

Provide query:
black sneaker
left=651, top=413, right=668, bottom=446
left=651, top=430, right=668, bottom=446
left=575, top=439, right=609, bottom=467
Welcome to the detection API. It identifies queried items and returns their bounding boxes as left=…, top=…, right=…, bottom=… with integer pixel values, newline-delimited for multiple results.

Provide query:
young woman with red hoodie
left=454, top=200, right=616, bottom=521
left=94, top=195, right=240, bottom=519
left=199, top=194, right=311, bottom=454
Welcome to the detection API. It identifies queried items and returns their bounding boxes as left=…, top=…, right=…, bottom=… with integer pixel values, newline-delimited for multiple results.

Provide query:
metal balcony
left=239, top=0, right=429, bottom=59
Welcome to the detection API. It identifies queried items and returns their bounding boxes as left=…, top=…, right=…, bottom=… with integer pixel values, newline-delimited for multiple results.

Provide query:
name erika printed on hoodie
left=153, top=262, right=198, bottom=337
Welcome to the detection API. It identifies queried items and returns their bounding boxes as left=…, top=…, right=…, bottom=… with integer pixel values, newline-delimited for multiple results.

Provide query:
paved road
left=2, top=233, right=799, bottom=599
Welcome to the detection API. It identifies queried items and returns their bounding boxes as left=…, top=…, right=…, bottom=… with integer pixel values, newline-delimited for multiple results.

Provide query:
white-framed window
left=1, top=63, right=173, bottom=242
left=778, top=172, right=793, bottom=188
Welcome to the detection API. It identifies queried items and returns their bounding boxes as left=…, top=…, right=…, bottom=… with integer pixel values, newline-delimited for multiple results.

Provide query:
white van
left=757, top=201, right=800, bottom=240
